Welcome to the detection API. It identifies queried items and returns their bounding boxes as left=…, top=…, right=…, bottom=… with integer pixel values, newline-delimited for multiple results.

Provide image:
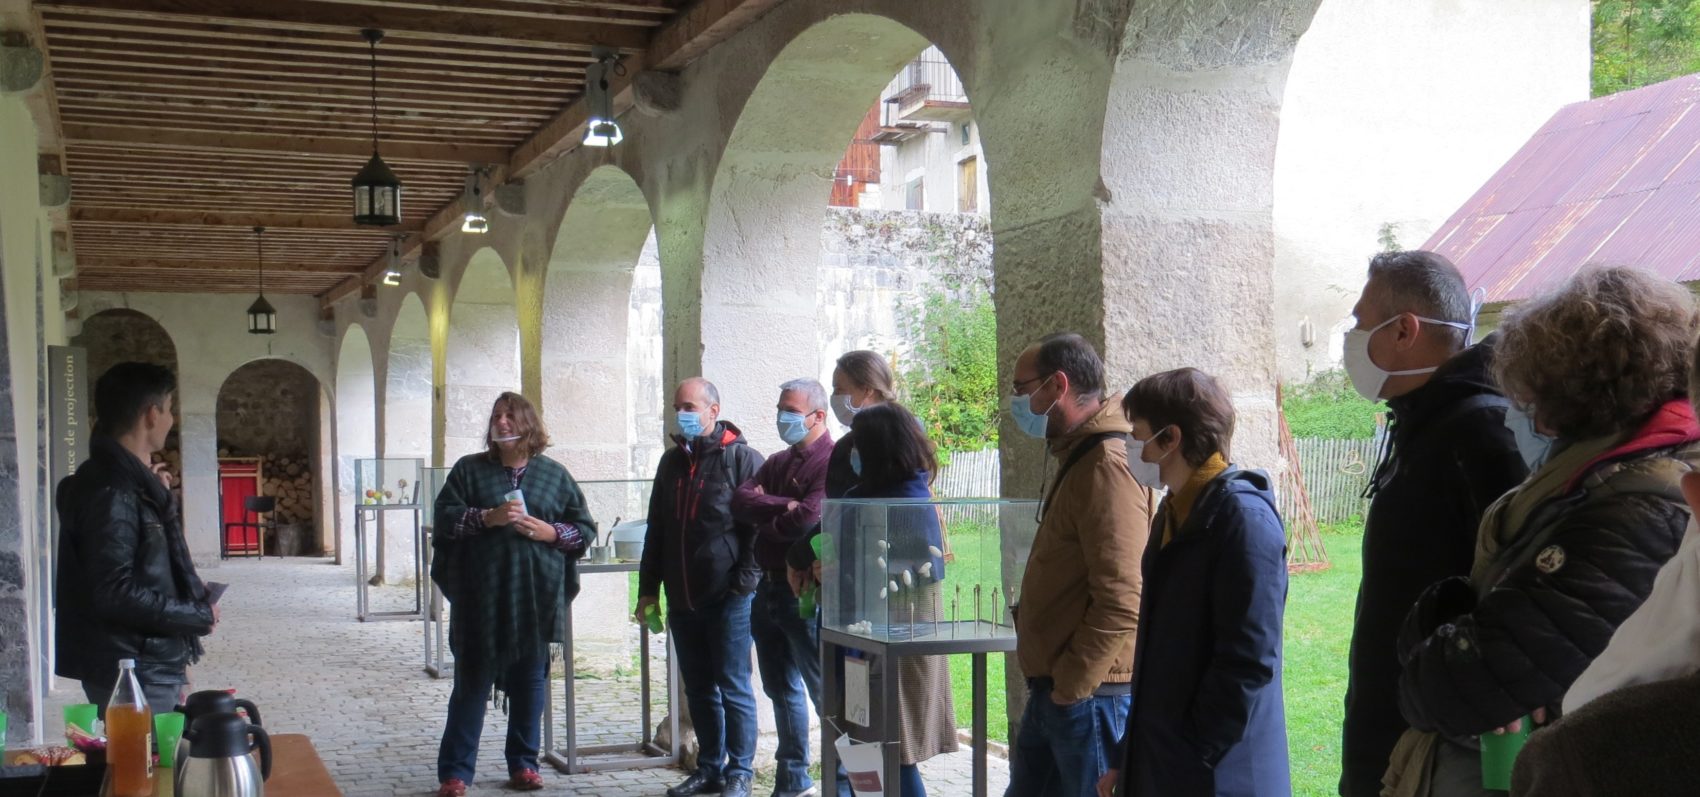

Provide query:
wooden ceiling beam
left=70, top=207, right=426, bottom=232
left=55, top=87, right=557, bottom=121
left=37, top=0, right=650, bottom=50
left=51, top=70, right=571, bottom=109
left=50, top=56, right=579, bottom=97
left=77, top=256, right=363, bottom=274
left=41, top=21, right=598, bottom=67
left=304, top=0, right=671, bottom=24
left=61, top=123, right=514, bottom=163
left=59, top=113, right=530, bottom=146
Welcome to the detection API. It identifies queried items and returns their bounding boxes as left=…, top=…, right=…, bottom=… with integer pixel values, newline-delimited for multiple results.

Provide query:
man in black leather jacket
left=56, top=362, right=217, bottom=714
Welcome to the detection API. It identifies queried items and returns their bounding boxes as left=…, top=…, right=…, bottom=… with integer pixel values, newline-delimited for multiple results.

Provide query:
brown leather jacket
left=1015, top=395, right=1156, bottom=703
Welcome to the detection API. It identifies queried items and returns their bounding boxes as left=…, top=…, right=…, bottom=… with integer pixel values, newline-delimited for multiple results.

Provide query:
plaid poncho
left=431, top=452, right=594, bottom=694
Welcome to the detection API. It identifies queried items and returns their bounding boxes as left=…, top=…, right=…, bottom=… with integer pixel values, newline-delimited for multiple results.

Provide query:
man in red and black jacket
left=636, top=377, right=764, bottom=797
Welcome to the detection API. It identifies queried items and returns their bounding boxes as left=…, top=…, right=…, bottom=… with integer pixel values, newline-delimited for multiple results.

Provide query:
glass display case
left=355, top=457, right=425, bottom=507
left=577, top=478, right=654, bottom=552
left=819, top=497, right=1039, bottom=643
left=419, top=467, right=453, bottom=514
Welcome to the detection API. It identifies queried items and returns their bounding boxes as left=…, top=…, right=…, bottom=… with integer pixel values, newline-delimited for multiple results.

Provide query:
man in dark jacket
left=1338, top=251, right=1528, bottom=797
left=56, top=362, right=218, bottom=715
left=730, top=378, right=833, bottom=797
left=637, top=377, right=764, bottom=797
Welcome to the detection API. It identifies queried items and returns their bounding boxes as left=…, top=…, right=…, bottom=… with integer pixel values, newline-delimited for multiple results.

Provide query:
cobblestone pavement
left=49, top=559, right=1009, bottom=796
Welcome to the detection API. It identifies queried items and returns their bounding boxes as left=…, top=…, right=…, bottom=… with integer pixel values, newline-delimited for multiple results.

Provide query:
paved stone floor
left=48, top=558, right=1008, bottom=796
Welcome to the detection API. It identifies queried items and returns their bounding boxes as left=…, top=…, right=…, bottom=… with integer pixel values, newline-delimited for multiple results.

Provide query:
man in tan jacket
left=1005, top=333, right=1154, bottom=797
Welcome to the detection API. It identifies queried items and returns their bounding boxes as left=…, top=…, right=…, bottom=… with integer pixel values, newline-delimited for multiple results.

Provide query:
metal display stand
left=354, top=504, right=425, bottom=621
left=820, top=622, right=1017, bottom=797
left=544, top=560, right=682, bottom=773
left=421, top=525, right=452, bottom=677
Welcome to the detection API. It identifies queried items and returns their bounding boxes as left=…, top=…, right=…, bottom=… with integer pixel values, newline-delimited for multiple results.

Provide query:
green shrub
left=1283, top=370, right=1383, bottom=440
left=901, top=290, right=999, bottom=458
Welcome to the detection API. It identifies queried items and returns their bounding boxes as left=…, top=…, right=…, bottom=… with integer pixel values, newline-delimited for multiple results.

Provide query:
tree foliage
left=1283, top=369, right=1384, bottom=440
left=1593, top=0, right=1700, bottom=97
left=901, top=290, right=999, bottom=456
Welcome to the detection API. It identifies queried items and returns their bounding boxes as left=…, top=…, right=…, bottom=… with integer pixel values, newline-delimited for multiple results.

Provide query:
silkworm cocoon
left=879, top=588, right=888, bottom=599
left=889, top=580, right=900, bottom=594
left=919, top=562, right=933, bottom=578
left=876, top=540, right=890, bottom=551
left=877, top=556, right=887, bottom=570
left=902, top=570, right=914, bottom=587
left=928, top=546, right=943, bottom=558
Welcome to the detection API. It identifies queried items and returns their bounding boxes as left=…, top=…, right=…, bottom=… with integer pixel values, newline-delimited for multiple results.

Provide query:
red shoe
left=437, top=778, right=468, bottom=797
left=507, top=769, right=545, bottom=791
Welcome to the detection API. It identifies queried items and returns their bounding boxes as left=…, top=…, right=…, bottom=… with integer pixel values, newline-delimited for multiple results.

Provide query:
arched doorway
left=445, top=249, right=519, bottom=464
left=72, top=308, right=183, bottom=486
left=214, top=359, right=327, bottom=557
left=541, top=166, right=654, bottom=480
left=385, top=295, right=433, bottom=461
left=334, top=326, right=377, bottom=566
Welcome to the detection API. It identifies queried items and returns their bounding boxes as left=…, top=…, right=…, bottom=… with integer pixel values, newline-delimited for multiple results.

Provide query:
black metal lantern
left=247, top=226, right=277, bottom=334
left=352, top=28, right=401, bottom=226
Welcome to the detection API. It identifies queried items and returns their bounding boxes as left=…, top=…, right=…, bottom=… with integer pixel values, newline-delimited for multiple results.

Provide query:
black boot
left=667, top=770, right=724, bottom=797
left=722, top=774, right=753, bottom=797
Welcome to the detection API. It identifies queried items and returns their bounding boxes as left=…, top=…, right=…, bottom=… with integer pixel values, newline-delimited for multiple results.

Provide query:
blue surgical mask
left=1504, top=404, right=1554, bottom=471
left=849, top=447, right=863, bottom=476
left=777, top=411, right=810, bottom=446
left=1010, top=375, right=1057, bottom=439
left=677, top=410, right=705, bottom=439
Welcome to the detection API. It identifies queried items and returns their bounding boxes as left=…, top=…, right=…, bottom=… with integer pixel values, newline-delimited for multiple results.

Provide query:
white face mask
left=1343, top=314, right=1472, bottom=400
left=831, top=394, right=864, bottom=427
left=1126, top=426, right=1175, bottom=489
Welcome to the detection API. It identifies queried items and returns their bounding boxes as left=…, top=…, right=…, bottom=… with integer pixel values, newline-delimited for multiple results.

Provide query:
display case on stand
left=419, top=466, right=453, bottom=677
left=352, top=457, right=425, bottom=622
left=817, top=497, right=1038, bottom=797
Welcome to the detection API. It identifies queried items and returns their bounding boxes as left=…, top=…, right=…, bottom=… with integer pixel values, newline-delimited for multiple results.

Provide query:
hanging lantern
left=247, top=226, right=277, bottom=334
left=352, top=28, right=402, bottom=226
left=582, top=49, right=624, bottom=147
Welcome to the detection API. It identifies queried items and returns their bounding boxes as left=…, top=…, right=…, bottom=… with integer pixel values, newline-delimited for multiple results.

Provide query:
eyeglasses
left=1011, top=372, right=1054, bottom=395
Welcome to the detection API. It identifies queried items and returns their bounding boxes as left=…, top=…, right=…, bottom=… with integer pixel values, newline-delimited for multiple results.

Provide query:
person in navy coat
left=1099, top=368, right=1291, bottom=797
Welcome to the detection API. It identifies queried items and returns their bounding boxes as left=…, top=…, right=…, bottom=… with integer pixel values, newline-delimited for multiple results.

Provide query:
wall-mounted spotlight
left=461, top=166, right=490, bottom=234
left=583, top=48, right=625, bottom=147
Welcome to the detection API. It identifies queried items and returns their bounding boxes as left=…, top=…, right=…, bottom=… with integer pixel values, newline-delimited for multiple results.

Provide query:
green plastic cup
left=643, top=602, right=664, bottom=634
left=63, top=703, right=98, bottom=739
left=1480, top=716, right=1532, bottom=790
left=154, top=712, right=186, bottom=767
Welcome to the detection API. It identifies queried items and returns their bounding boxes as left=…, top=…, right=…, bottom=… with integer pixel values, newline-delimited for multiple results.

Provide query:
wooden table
left=1, top=732, right=340, bottom=797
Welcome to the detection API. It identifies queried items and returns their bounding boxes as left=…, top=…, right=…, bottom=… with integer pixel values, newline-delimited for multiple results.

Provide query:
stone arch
left=540, top=165, right=656, bottom=480
left=1094, top=0, right=1326, bottom=469
left=214, top=358, right=326, bottom=556
left=334, top=325, right=377, bottom=564
left=385, top=294, right=433, bottom=461
left=71, top=308, right=187, bottom=500
left=444, top=249, right=520, bottom=464
left=699, top=13, right=938, bottom=449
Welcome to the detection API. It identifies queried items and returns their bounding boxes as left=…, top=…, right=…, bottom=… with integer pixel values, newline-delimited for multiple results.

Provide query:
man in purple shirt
left=732, top=378, right=834, bottom=797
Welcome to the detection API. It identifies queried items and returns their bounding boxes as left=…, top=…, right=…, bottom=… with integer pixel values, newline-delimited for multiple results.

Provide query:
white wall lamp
left=382, top=235, right=404, bottom=286
left=461, top=166, right=490, bottom=234
left=583, top=48, right=625, bottom=147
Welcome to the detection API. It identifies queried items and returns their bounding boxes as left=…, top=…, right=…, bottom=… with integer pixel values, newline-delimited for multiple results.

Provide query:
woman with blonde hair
left=1386, top=266, right=1700, bottom=796
left=429, top=392, right=595, bottom=797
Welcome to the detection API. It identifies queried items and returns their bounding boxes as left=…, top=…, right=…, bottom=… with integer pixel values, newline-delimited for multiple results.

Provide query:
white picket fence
left=934, top=448, right=1001, bottom=498
left=1288, top=436, right=1380, bottom=526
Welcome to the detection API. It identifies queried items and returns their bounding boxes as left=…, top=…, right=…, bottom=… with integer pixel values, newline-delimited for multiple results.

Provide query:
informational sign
left=845, top=655, right=871, bottom=727
left=49, top=345, right=88, bottom=488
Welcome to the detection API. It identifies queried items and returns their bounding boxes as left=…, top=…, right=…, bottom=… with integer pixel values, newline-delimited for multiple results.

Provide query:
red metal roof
left=1425, top=73, right=1700, bottom=302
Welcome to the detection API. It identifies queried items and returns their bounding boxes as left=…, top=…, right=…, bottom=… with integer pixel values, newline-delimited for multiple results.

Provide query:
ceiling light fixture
left=382, top=235, right=403, bottom=286
left=583, top=48, right=625, bottom=147
left=246, top=226, right=277, bottom=334
left=351, top=28, right=402, bottom=226
left=461, top=167, right=490, bottom=234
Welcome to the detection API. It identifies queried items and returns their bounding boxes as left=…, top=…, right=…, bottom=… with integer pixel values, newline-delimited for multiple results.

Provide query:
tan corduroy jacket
left=1014, top=395, right=1156, bottom=703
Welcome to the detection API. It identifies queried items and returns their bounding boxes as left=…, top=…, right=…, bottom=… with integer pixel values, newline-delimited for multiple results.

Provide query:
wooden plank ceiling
left=29, top=0, right=737, bottom=296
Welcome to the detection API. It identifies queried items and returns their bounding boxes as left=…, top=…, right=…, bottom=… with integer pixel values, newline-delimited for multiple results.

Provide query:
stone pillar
left=1097, top=0, right=1324, bottom=471
left=0, top=235, right=32, bottom=742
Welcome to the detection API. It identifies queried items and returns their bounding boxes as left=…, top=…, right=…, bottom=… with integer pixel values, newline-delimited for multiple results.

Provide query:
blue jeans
left=671, top=591, right=758, bottom=781
left=752, top=576, right=822, bottom=792
left=1005, top=681, right=1130, bottom=797
left=436, top=651, right=550, bottom=783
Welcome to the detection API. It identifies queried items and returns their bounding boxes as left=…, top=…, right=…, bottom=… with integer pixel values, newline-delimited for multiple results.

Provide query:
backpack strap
left=1041, top=432, right=1129, bottom=521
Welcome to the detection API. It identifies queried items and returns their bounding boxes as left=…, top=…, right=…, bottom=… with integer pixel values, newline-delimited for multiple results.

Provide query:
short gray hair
left=1367, top=250, right=1472, bottom=348
left=680, top=377, right=720, bottom=406
left=779, top=378, right=828, bottom=413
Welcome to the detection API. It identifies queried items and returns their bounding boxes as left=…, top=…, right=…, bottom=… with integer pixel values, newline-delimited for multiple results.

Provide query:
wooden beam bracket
left=0, top=31, right=43, bottom=93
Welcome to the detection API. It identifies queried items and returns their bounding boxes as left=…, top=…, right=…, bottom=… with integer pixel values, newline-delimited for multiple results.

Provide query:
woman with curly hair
left=1383, top=266, right=1700, bottom=796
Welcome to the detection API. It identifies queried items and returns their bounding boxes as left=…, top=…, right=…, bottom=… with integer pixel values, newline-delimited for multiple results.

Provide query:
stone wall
left=216, top=359, right=319, bottom=459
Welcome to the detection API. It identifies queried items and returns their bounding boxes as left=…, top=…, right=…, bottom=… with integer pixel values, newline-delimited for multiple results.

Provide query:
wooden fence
left=934, top=448, right=1001, bottom=498
left=1285, top=437, right=1380, bottom=526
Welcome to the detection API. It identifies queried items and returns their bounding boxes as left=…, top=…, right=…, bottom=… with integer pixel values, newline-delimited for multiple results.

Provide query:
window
left=960, top=122, right=972, bottom=145
left=906, top=178, right=925, bottom=211
left=957, top=157, right=978, bottom=213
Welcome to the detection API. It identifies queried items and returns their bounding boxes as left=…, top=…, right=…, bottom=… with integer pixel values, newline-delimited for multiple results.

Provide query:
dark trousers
left=752, top=576, right=822, bottom=792
left=82, top=678, right=183, bottom=719
left=670, top=591, right=758, bottom=782
left=1005, top=680, right=1130, bottom=797
left=436, top=651, right=550, bottom=784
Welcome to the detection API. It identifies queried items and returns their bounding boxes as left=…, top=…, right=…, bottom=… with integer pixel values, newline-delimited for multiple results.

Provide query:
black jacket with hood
left=1340, top=336, right=1529, bottom=796
left=639, top=420, right=765, bottom=611
left=55, top=435, right=215, bottom=688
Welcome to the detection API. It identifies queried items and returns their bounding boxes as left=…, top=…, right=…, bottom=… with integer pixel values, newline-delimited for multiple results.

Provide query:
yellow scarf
left=1163, top=453, right=1229, bottom=548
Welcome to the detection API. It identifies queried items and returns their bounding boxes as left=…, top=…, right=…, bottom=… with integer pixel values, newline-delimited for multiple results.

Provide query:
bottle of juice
left=106, top=658, right=155, bottom=797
